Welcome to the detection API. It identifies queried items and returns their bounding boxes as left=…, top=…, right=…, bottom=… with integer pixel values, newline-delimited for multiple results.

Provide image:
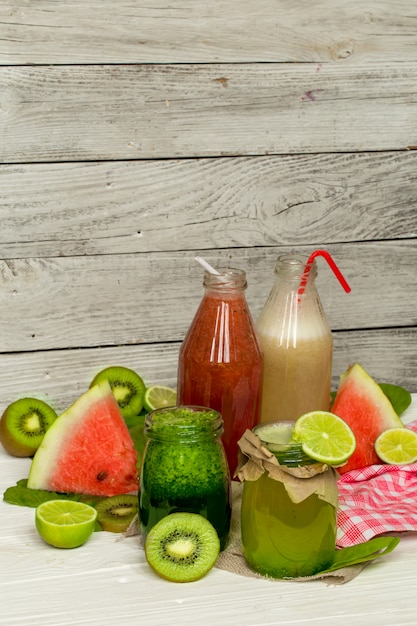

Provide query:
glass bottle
left=177, top=268, right=263, bottom=477
left=139, top=405, right=231, bottom=550
left=239, top=422, right=338, bottom=578
left=256, top=254, right=333, bottom=423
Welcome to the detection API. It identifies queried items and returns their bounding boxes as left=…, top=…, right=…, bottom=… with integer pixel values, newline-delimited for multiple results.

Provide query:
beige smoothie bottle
left=256, top=253, right=334, bottom=424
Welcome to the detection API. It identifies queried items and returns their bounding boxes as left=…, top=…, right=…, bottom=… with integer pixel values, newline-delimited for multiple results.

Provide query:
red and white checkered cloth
left=336, top=419, right=417, bottom=547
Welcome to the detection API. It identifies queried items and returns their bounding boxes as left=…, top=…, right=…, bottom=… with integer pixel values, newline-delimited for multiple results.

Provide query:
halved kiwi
left=95, top=494, right=138, bottom=532
left=145, top=512, right=220, bottom=582
left=0, top=397, right=58, bottom=457
left=90, top=366, right=146, bottom=419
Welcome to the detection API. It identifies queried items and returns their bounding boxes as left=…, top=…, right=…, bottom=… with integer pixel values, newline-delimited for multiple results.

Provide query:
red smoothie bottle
left=177, top=267, right=263, bottom=477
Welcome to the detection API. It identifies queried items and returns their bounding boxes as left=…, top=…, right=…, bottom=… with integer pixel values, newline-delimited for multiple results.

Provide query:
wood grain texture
left=0, top=242, right=415, bottom=352
left=0, top=1, right=416, bottom=401
left=1, top=63, right=416, bottom=162
left=1, top=152, right=416, bottom=257
left=0, top=327, right=415, bottom=413
left=1, top=0, right=416, bottom=64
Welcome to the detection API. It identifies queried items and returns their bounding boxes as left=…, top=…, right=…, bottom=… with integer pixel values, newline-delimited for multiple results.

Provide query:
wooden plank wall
left=0, top=1, right=416, bottom=413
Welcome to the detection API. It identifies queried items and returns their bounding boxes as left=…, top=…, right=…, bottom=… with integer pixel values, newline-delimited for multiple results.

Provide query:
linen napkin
left=337, top=419, right=417, bottom=547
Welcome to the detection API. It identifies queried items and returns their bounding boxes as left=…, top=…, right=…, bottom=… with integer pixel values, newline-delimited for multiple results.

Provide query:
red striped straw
left=298, top=249, right=351, bottom=297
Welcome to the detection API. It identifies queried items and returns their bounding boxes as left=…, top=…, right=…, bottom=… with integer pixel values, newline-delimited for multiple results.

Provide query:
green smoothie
left=239, top=422, right=337, bottom=578
left=241, top=472, right=336, bottom=578
left=139, top=406, right=231, bottom=550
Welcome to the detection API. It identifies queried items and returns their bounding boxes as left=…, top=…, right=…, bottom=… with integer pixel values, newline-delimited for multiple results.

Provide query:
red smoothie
left=177, top=268, right=263, bottom=476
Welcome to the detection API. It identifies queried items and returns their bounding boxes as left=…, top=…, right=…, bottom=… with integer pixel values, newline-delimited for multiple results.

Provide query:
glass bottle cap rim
left=253, top=421, right=315, bottom=466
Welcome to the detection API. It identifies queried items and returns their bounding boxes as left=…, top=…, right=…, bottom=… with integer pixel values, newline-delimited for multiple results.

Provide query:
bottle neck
left=274, top=254, right=318, bottom=291
left=203, top=268, right=247, bottom=294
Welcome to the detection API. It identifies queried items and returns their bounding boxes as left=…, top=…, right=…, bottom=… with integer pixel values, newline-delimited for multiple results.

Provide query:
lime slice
left=375, top=428, right=417, bottom=465
left=143, top=385, right=177, bottom=412
left=35, top=500, right=97, bottom=549
left=293, top=410, right=356, bottom=465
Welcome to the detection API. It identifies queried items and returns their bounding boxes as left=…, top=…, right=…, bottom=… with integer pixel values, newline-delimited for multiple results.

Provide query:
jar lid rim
left=145, top=405, right=224, bottom=440
left=254, top=421, right=316, bottom=466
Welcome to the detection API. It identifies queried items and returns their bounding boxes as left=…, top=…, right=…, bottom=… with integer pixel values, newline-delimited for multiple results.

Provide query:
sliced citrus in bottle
left=143, top=385, right=177, bottom=412
left=374, top=428, right=417, bottom=465
left=293, top=410, right=356, bottom=465
left=35, top=500, right=97, bottom=549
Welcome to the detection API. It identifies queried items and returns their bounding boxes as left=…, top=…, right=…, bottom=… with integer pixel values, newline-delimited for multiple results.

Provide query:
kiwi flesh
left=90, top=366, right=145, bottom=419
left=95, top=494, right=138, bottom=532
left=0, top=397, right=58, bottom=457
left=145, top=512, right=220, bottom=582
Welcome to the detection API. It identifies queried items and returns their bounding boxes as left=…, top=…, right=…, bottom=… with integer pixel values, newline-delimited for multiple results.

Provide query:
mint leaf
left=320, top=536, right=400, bottom=574
left=379, top=383, right=412, bottom=416
left=3, top=479, right=103, bottom=509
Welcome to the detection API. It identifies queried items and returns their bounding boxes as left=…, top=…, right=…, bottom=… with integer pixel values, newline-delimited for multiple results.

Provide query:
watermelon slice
left=332, top=363, right=404, bottom=474
left=28, top=381, right=138, bottom=496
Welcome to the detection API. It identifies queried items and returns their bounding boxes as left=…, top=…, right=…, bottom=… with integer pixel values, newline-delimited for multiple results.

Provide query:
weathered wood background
left=0, top=0, right=416, bottom=413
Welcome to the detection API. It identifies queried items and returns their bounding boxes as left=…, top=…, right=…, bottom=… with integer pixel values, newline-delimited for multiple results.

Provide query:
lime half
left=35, top=500, right=97, bottom=549
left=144, top=385, right=177, bottom=412
left=293, top=410, right=356, bottom=466
left=375, top=428, right=417, bottom=465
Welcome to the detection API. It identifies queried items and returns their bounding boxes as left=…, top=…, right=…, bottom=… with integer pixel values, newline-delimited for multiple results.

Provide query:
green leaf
left=128, top=414, right=147, bottom=467
left=320, top=536, right=400, bottom=574
left=379, top=383, right=412, bottom=416
left=3, top=479, right=104, bottom=512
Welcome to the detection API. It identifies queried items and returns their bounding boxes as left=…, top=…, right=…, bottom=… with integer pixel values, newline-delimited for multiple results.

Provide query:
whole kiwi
left=90, top=366, right=146, bottom=419
left=145, top=512, right=220, bottom=582
left=95, top=494, right=138, bottom=532
left=0, top=397, right=58, bottom=457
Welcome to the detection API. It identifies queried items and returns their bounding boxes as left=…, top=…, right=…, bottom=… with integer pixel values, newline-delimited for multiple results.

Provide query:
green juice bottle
left=239, top=422, right=338, bottom=578
left=139, top=406, right=231, bottom=551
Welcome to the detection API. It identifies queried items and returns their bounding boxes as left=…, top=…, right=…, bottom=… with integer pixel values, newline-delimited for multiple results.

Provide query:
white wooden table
left=1, top=396, right=416, bottom=626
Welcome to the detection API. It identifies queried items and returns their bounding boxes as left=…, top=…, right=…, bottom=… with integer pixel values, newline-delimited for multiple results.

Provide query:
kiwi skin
left=145, top=512, right=220, bottom=583
left=95, top=494, right=138, bottom=533
left=90, top=366, right=146, bottom=419
left=0, top=397, right=58, bottom=457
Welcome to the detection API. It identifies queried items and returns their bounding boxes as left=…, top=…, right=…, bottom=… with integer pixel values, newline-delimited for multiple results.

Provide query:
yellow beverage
left=257, top=330, right=332, bottom=423
left=256, top=254, right=333, bottom=424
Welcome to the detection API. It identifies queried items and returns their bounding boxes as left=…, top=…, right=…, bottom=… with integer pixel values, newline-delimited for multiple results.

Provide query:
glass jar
left=139, top=406, right=231, bottom=550
left=256, top=254, right=333, bottom=423
left=238, top=422, right=338, bottom=578
left=177, top=267, right=263, bottom=477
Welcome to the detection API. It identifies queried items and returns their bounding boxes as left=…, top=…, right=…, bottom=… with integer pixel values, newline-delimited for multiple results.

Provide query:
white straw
left=194, top=256, right=221, bottom=275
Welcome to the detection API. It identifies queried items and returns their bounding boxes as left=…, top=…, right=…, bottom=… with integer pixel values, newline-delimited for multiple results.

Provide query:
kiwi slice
left=0, top=397, right=58, bottom=457
left=95, top=494, right=139, bottom=532
left=145, top=512, right=220, bottom=582
left=90, top=366, right=146, bottom=419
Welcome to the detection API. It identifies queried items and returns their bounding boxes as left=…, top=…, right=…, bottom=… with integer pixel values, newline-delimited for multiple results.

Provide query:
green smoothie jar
left=237, top=422, right=338, bottom=578
left=139, top=406, right=231, bottom=550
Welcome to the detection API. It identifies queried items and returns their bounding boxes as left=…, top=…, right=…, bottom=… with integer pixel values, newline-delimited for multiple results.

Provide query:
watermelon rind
left=332, top=363, right=404, bottom=473
left=27, top=381, right=138, bottom=497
